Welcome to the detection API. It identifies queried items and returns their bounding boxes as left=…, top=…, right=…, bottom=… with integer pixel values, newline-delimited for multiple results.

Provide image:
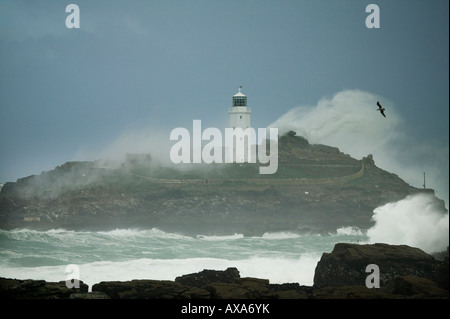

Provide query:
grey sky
left=0, top=0, right=448, bottom=204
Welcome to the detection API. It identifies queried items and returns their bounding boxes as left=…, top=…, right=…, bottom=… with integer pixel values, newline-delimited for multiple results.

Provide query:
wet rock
left=313, top=285, right=394, bottom=299
left=91, top=280, right=210, bottom=299
left=382, top=276, right=448, bottom=298
left=175, top=267, right=240, bottom=287
left=69, top=291, right=111, bottom=299
left=205, top=277, right=274, bottom=299
left=269, top=283, right=312, bottom=299
left=314, top=243, right=439, bottom=288
left=0, top=278, right=88, bottom=299
left=434, top=247, right=449, bottom=290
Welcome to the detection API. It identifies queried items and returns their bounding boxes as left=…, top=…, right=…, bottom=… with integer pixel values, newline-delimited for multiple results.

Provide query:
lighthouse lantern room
left=229, top=86, right=251, bottom=130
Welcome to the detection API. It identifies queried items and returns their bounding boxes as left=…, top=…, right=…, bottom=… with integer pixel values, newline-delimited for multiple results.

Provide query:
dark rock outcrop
left=205, top=277, right=274, bottom=299
left=92, top=279, right=210, bottom=299
left=175, top=267, right=240, bottom=287
left=0, top=277, right=88, bottom=299
left=313, top=243, right=439, bottom=288
left=312, top=243, right=448, bottom=298
left=434, top=247, right=449, bottom=290
left=381, top=276, right=447, bottom=297
left=90, top=269, right=308, bottom=299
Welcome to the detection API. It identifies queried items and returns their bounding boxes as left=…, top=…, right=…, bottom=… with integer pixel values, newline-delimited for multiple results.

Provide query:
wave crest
left=367, top=193, right=449, bottom=253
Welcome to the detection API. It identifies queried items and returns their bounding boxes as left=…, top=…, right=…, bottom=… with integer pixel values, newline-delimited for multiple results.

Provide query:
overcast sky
left=0, top=0, right=448, bottom=204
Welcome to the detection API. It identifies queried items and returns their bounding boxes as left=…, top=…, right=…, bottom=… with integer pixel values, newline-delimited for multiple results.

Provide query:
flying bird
left=376, top=101, right=386, bottom=118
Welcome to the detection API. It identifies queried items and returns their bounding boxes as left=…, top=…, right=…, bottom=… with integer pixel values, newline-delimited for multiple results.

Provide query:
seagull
left=376, top=101, right=386, bottom=118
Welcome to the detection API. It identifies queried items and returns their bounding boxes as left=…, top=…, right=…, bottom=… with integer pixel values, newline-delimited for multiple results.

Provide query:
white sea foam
left=196, top=233, right=244, bottom=241
left=97, top=228, right=193, bottom=240
left=367, top=193, right=449, bottom=253
left=0, top=227, right=361, bottom=291
left=261, top=231, right=303, bottom=239
left=335, top=226, right=364, bottom=236
left=196, top=231, right=305, bottom=241
left=0, top=254, right=322, bottom=291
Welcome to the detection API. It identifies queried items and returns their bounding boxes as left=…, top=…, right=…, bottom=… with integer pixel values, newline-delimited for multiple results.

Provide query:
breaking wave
left=335, top=226, right=364, bottom=236
left=367, top=193, right=449, bottom=254
left=0, top=226, right=365, bottom=290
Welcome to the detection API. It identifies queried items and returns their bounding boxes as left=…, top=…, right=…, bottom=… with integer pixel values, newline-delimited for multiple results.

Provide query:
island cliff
left=0, top=132, right=446, bottom=235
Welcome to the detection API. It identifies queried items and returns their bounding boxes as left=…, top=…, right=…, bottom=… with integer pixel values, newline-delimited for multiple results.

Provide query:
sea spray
left=335, top=226, right=364, bottom=236
left=367, top=193, right=449, bottom=253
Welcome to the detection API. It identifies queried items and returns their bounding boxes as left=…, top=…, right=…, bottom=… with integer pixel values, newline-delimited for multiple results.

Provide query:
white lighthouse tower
left=227, top=86, right=252, bottom=163
left=229, top=86, right=251, bottom=130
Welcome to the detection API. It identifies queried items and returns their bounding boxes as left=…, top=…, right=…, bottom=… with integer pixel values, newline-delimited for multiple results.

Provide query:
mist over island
left=1, top=131, right=447, bottom=253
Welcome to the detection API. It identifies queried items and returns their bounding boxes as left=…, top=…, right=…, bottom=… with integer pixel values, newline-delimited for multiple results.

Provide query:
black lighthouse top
left=232, top=86, right=247, bottom=107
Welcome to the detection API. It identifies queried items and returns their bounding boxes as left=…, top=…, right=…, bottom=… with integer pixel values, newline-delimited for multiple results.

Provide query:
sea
left=1, top=193, right=448, bottom=291
left=0, top=226, right=366, bottom=291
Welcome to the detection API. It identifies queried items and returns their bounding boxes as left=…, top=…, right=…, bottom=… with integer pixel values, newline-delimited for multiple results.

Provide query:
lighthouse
left=227, top=86, right=252, bottom=163
left=169, top=86, right=278, bottom=173
left=229, top=86, right=251, bottom=130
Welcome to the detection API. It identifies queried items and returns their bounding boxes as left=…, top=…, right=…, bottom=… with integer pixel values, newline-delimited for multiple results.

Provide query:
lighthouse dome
left=233, top=87, right=246, bottom=97
left=232, top=86, right=247, bottom=107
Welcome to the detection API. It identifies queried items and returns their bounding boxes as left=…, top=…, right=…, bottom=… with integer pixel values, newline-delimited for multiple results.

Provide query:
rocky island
left=0, top=132, right=445, bottom=236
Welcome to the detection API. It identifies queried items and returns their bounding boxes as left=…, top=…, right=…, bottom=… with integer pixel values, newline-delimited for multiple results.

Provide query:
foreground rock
left=0, top=278, right=89, bottom=299
left=313, top=243, right=448, bottom=298
left=91, top=269, right=312, bottom=299
left=92, top=279, right=210, bottom=299
left=314, top=243, right=440, bottom=288
left=175, top=267, right=240, bottom=287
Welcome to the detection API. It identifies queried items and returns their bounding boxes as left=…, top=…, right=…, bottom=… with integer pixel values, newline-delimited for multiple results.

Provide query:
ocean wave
left=334, top=226, right=365, bottom=236
left=0, top=254, right=322, bottom=291
left=1, top=227, right=194, bottom=242
left=2, top=227, right=359, bottom=241
left=97, top=228, right=190, bottom=239
left=261, top=231, right=303, bottom=239
left=196, top=231, right=310, bottom=241
left=0, top=228, right=77, bottom=243
left=0, top=226, right=368, bottom=292
left=196, top=233, right=244, bottom=241
left=367, top=193, right=449, bottom=253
